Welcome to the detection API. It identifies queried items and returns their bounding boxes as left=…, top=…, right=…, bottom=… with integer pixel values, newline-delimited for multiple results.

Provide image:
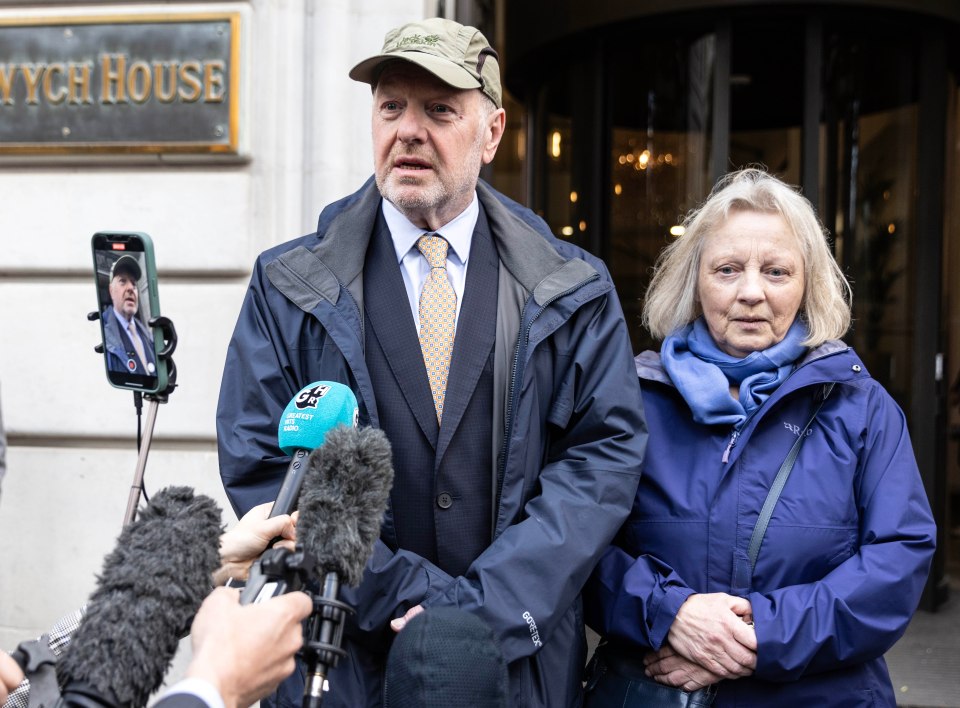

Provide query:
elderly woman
left=583, top=168, right=936, bottom=708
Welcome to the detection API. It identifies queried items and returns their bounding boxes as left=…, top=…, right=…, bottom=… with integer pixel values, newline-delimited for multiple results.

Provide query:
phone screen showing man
left=92, top=235, right=162, bottom=392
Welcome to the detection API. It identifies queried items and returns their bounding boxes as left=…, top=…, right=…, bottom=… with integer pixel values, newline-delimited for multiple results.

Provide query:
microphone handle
left=271, top=449, right=310, bottom=518
left=241, top=449, right=310, bottom=605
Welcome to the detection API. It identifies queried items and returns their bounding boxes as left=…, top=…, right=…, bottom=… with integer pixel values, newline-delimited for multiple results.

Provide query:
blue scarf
left=661, top=318, right=808, bottom=428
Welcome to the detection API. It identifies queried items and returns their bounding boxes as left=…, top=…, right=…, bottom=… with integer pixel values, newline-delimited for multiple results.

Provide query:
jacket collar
left=475, top=181, right=597, bottom=305
left=266, top=178, right=599, bottom=313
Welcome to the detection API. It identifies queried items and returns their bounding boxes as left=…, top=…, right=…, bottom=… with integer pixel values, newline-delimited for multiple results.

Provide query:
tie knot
left=417, top=234, right=449, bottom=269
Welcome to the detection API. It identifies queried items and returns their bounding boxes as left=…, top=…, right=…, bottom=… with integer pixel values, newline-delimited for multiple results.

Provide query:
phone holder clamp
left=87, top=311, right=181, bottom=527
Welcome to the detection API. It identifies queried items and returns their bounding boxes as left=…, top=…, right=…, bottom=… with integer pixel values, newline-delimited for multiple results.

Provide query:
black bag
left=583, top=644, right=716, bottom=708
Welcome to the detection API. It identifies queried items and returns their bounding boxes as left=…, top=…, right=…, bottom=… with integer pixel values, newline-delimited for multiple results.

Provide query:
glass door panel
left=825, top=32, right=918, bottom=409
left=606, top=32, right=716, bottom=353
left=727, top=17, right=805, bottom=181
left=535, top=60, right=595, bottom=253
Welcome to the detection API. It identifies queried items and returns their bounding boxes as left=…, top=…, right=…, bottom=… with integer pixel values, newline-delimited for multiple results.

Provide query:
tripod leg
left=123, top=398, right=161, bottom=526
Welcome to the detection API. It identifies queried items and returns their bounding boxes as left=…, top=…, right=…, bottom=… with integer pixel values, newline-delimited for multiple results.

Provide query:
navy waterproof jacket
left=585, top=342, right=935, bottom=708
left=217, top=178, right=646, bottom=707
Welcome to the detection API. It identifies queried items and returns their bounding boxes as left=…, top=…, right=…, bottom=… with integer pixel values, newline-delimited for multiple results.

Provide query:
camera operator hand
left=158, top=587, right=312, bottom=708
left=214, top=502, right=298, bottom=586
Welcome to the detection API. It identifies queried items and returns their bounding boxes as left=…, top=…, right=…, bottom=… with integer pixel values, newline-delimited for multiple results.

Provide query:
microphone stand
left=88, top=312, right=179, bottom=527
left=302, top=571, right=352, bottom=708
left=238, top=550, right=353, bottom=708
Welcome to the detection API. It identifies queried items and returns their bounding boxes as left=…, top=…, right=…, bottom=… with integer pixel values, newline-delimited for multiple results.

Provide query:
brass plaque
left=0, top=12, right=242, bottom=156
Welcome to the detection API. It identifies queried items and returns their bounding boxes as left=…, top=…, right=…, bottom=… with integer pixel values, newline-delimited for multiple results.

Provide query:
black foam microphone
left=297, top=426, right=394, bottom=708
left=55, top=486, right=223, bottom=708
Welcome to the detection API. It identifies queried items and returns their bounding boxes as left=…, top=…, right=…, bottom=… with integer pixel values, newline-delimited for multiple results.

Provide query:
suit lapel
left=436, top=207, right=498, bottom=463
left=364, top=215, right=440, bottom=446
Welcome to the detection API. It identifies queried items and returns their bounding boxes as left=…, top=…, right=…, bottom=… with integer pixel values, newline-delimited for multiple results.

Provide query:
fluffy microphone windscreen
left=385, top=608, right=508, bottom=708
left=277, top=381, right=359, bottom=455
left=297, top=426, right=394, bottom=587
left=56, top=486, right=223, bottom=708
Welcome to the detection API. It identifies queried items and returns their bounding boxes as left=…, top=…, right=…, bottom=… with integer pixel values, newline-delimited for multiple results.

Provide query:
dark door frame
left=914, top=29, right=950, bottom=610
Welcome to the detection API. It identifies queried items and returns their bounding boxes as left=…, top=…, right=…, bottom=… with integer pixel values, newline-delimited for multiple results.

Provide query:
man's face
left=372, top=63, right=505, bottom=230
left=109, top=272, right=139, bottom=319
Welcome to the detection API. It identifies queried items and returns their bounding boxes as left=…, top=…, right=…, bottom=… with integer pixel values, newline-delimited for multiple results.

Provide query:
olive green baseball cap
left=349, top=18, right=502, bottom=108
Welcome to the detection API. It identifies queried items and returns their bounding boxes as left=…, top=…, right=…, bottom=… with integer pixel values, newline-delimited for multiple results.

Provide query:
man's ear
left=482, top=108, right=506, bottom=165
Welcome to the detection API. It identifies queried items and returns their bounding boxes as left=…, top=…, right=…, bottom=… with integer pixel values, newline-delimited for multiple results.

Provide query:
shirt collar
left=112, top=307, right=134, bottom=330
left=382, top=193, right=478, bottom=265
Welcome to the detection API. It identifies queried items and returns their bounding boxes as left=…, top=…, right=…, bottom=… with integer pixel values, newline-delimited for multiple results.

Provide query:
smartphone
left=91, top=232, right=168, bottom=394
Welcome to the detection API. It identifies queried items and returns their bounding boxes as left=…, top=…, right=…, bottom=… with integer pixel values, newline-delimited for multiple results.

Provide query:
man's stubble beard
left=376, top=120, right=487, bottom=222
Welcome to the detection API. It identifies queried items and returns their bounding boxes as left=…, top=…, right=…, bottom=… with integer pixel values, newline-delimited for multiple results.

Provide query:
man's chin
left=382, top=184, right=441, bottom=211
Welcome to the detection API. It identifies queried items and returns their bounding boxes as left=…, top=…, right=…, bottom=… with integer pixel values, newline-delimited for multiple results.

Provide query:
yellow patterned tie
left=127, top=320, right=148, bottom=370
left=417, top=234, right=457, bottom=422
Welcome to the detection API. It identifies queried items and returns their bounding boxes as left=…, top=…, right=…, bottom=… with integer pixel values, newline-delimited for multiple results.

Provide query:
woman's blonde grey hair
left=642, top=167, right=852, bottom=347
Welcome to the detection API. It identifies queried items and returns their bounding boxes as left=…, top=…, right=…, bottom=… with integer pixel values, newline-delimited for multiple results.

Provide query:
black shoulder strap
left=747, top=382, right=836, bottom=575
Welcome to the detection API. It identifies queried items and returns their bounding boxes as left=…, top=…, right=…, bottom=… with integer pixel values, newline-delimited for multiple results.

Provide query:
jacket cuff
left=648, top=585, right=696, bottom=649
left=747, top=591, right=781, bottom=678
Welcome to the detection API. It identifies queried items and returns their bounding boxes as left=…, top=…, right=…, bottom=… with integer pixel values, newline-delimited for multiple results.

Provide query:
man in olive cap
left=102, top=254, right=156, bottom=375
left=216, top=17, right=645, bottom=708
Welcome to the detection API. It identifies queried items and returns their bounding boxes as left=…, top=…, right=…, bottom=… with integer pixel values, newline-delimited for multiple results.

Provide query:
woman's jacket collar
left=636, top=337, right=856, bottom=388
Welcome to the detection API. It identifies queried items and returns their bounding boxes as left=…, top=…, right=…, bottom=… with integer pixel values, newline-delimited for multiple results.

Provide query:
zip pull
left=722, top=429, right=740, bottom=463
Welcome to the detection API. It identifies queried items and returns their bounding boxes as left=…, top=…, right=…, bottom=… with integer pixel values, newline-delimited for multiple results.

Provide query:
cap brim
left=349, top=52, right=481, bottom=91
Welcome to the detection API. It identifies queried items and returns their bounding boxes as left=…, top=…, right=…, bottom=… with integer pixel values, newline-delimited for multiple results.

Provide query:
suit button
left=437, top=492, right=453, bottom=509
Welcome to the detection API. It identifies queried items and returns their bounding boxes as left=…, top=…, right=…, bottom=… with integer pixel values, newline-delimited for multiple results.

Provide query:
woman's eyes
left=714, top=265, right=790, bottom=277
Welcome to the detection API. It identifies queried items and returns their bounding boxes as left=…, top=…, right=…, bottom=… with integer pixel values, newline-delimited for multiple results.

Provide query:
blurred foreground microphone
left=55, top=487, right=222, bottom=708
left=300, top=426, right=394, bottom=707
left=385, top=608, right=508, bottom=708
left=271, top=381, right=358, bottom=518
left=244, top=426, right=393, bottom=708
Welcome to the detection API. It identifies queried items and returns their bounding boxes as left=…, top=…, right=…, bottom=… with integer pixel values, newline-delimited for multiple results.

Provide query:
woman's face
left=697, top=210, right=805, bottom=358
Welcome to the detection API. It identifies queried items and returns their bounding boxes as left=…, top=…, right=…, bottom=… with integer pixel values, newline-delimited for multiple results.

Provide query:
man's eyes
left=380, top=102, right=454, bottom=114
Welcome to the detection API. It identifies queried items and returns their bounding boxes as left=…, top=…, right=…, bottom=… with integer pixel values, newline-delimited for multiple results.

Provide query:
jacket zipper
left=492, top=273, right=601, bottom=535
left=722, top=429, right=739, bottom=463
